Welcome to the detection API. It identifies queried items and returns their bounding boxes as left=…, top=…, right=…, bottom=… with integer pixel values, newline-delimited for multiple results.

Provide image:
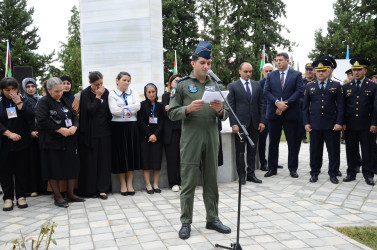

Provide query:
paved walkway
left=0, top=143, right=376, bottom=250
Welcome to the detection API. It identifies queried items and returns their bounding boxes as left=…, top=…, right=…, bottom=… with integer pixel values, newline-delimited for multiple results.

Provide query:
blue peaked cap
left=194, top=41, right=212, bottom=59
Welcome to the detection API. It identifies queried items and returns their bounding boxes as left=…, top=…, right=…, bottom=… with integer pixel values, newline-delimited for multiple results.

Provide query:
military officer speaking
left=168, top=41, right=231, bottom=239
left=303, top=59, right=344, bottom=184
left=342, top=57, right=377, bottom=186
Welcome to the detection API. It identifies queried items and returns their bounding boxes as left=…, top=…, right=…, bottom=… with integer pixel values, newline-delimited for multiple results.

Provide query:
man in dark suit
left=263, top=52, right=303, bottom=178
left=228, top=62, right=265, bottom=184
left=303, top=59, right=343, bottom=184
left=342, top=57, right=377, bottom=186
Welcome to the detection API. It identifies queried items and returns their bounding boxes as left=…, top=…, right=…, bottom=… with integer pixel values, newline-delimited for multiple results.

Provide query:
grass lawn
left=335, top=226, right=377, bottom=249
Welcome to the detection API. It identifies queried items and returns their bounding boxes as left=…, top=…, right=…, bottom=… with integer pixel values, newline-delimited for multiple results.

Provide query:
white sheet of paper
left=201, top=91, right=229, bottom=103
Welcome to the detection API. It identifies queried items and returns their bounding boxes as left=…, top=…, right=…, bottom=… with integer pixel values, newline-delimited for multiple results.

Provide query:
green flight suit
left=168, top=72, right=229, bottom=224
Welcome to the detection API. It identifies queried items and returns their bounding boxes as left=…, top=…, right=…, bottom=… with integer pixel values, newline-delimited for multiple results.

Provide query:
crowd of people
left=1, top=40, right=377, bottom=240
left=0, top=72, right=183, bottom=211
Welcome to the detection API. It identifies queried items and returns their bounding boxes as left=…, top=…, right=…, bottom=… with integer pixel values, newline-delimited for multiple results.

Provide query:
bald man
left=227, top=62, right=265, bottom=184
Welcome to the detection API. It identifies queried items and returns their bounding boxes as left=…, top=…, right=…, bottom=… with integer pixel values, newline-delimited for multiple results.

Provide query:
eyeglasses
left=264, top=70, right=273, bottom=73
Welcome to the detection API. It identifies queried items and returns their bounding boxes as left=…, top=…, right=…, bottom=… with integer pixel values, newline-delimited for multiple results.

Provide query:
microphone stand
left=210, top=74, right=255, bottom=250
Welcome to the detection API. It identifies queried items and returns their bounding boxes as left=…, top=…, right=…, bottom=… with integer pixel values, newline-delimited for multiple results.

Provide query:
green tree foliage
left=58, top=5, right=81, bottom=93
left=0, top=0, right=53, bottom=80
left=162, top=0, right=199, bottom=84
left=196, top=0, right=293, bottom=84
left=309, top=0, right=377, bottom=73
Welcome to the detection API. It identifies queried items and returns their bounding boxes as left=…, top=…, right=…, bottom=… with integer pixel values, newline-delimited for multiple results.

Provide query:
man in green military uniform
left=168, top=41, right=231, bottom=240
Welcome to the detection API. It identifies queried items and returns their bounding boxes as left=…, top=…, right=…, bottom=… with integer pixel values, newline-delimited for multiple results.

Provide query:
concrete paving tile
left=281, top=239, right=309, bottom=249
left=140, top=240, right=166, bottom=249
left=93, top=239, right=117, bottom=248
left=253, top=235, right=277, bottom=243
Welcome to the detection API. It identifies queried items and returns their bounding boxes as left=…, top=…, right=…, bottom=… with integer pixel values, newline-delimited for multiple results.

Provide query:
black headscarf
left=60, top=75, right=75, bottom=105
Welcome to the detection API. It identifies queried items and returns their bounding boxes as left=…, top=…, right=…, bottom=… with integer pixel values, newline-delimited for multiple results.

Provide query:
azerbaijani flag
left=173, top=50, right=178, bottom=75
left=259, top=47, right=265, bottom=80
left=5, top=40, right=12, bottom=77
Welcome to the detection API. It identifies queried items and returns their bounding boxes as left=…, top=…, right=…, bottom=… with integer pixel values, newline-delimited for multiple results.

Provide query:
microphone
left=208, top=70, right=223, bottom=83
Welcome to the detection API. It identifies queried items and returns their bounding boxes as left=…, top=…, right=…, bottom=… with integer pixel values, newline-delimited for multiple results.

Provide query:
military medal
left=170, top=88, right=176, bottom=98
left=188, top=84, right=198, bottom=93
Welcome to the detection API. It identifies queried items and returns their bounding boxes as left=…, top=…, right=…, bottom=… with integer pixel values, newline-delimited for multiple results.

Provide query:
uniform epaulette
left=307, top=81, right=315, bottom=84
left=330, top=79, right=340, bottom=84
left=368, top=79, right=377, bottom=84
left=343, top=80, right=352, bottom=85
left=176, top=75, right=189, bottom=83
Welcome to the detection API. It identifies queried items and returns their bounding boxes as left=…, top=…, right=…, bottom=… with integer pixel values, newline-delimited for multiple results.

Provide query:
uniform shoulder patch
left=176, top=75, right=189, bottom=83
left=170, top=88, right=176, bottom=98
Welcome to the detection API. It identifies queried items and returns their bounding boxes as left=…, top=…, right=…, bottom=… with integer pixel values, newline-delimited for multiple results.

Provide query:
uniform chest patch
left=170, top=88, right=176, bottom=98
left=188, top=84, right=198, bottom=93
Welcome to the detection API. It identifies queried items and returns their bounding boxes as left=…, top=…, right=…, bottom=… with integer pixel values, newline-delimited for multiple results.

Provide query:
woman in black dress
left=36, top=77, right=84, bottom=208
left=78, top=71, right=112, bottom=200
left=108, top=72, right=141, bottom=196
left=138, top=83, right=164, bottom=194
left=162, top=74, right=182, bottom=192
left=0, top=77, right=34, bottom=211
left=22, top=77, right=44, bottom=197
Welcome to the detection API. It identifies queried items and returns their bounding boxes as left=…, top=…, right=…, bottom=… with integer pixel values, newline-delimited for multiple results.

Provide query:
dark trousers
left=268, top=117, right=298, bottom=172
left=234, top=122, right=259, bottom=179
left=164, top=130, right=181, bottom=188
left=345, top=129, right=375, bottom=179
left=309, top=130, right=340, bottom=177
left=258, top=122, right=268, bottom=166
left=296, top=117, right=305, bottom=158
left=27, top=138, right=46, bottom=194
left=78, top=136, right=112, bottom=196
left=0, top=148, right=29, bottom=201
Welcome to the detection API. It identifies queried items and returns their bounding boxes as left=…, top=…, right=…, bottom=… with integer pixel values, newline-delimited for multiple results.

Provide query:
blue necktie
left=245, top=81, right=252, bottom=101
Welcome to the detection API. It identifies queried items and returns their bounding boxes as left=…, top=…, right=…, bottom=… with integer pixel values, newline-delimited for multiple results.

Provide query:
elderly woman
left=162, top=74, right=182, bottom=192
left=61, top=75, right=79, bottom=115
left=22, top=77, right=44, bottom=197
left=36, top=77, right=84, bottom=208
left=78, top=71, right=112, bottom=200
left=138, top=83, right=164, bottom=194
left=0, top=77, right=34, bottom=211
left=108, top=72, right=140, bottom=196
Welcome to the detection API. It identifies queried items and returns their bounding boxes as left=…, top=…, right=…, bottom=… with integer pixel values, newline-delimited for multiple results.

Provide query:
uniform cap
left=194, top=41, right=212, bottom=59
left=312, top=59, right=331, bottom=71
left=350, top=57, right=370, bottom=69
left=320, top=55, right=337, bottom=69
left=305, top=63, right=313, bottom=69
left=345, top=69, right=352, bottom=75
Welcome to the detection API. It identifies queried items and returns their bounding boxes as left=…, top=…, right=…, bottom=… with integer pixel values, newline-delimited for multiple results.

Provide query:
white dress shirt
left=108, top=88, right=141, bottom=122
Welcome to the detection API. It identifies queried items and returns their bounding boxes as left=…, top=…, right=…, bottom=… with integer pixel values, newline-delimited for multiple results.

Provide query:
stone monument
left=79, top=0, right=164, bottom=95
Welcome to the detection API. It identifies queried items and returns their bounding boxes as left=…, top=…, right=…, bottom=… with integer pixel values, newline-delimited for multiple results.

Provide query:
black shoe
left=365, top=177, right=375, bottom=186
left=343, top=175, right=356, bottom=182
left=336, top=170, right=342, bottom=177
left=290, top=171, right=299, bottom=178
left=153, top=187, right=161, bottom=193
left=309, top=176, right=318, bottom=183
left=54, top=200, right=69, bottom=208
left=128, top=191, right=135, bottom=196
left=98, top=194, right=108, bottom=200
left=121, top=191, right=128, bottom=196
left=247, top=174, right=262, bottom=184
left=302, top=139, right=308, bottom=144
left=330, top=176, right=339, bottom=184
left=146, top=188, right=154, bottom=194
left=264, top=170, right=277, bottom=177
left=277, top=165, right=283, bottom=169
left=240, top=178, right=246, bottom=185
left=179, top=223, right=191, bottom=239
left=66, top=197, right=85, bottom=203
left=260, top=164, right=269, bottom=171
left=206, top=220, right=231, bottom=234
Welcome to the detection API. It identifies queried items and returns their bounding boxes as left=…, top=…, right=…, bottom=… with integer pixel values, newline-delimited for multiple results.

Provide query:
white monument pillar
left=79, top=0, right=164, bottom=97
